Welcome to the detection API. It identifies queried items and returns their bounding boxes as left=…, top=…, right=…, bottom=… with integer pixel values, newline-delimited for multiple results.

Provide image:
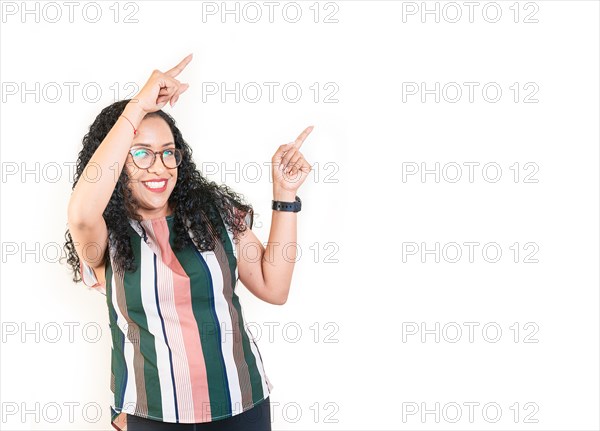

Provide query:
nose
left=147, top=152, right=167, bottom=174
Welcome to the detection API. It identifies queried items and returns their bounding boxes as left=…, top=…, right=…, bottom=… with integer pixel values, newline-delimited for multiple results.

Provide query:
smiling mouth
left=142, top=180, right=168, bottom=191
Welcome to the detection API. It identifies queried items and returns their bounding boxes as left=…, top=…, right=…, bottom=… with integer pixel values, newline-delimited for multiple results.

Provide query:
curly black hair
left=62, top=98, right=254, bottom=282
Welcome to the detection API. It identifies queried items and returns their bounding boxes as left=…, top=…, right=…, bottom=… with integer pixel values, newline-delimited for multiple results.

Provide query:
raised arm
left=236, top=126, right=314, bottom=305
left=67, top=54, right=193, bottom=271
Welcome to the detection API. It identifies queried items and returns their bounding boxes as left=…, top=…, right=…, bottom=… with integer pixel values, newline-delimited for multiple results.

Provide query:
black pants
left=127, top=397, right=271, bottom=431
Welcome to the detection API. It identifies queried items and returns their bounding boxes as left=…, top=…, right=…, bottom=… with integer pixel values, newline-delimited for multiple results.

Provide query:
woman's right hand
left=131, top=53, right=193, bottom=113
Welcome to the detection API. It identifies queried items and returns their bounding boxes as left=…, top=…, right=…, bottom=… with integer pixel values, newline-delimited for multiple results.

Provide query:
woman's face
left=125, top=115, right=178, bottom=220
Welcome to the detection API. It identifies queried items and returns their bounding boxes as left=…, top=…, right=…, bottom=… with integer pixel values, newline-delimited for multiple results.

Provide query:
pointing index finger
left=292, top=125, right=314, bottom=149
left=165, top=53, right=193, bottom=78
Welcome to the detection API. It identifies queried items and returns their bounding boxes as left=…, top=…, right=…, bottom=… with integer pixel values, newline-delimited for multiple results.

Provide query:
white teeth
left=143, top=181, right=166, bottom=189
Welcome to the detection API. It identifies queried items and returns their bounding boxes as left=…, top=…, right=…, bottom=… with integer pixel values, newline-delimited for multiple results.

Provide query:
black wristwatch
left=272, top=195, right=302, bottom=212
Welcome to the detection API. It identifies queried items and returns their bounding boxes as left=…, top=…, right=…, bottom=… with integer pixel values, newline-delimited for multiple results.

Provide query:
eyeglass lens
left=131, top=149, right=182, bottom=169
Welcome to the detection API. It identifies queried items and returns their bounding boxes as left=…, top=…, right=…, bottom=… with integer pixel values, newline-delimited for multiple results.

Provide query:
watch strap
left=272, top=195, right=301, bottom=212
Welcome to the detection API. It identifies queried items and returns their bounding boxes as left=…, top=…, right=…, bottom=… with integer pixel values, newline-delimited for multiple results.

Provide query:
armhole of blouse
left=244, top=208, right=254, bottom=230
left=209, top=199, right=253, bottom=263
left=231, top=206, right=253, bottom=261
left=213, top=209, right=239, bottom=262
left=79, top=259, right=107, bottom=296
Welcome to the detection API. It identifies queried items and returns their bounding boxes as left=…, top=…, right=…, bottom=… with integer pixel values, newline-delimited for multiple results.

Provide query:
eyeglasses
left=128, top=147, right=183, bottom=169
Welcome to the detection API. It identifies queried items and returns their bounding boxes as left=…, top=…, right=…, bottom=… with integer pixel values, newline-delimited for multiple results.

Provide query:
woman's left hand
left=272, top=126, right=314, bottom=196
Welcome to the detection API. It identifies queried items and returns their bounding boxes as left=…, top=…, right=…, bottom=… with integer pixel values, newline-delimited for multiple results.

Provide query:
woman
left=63, top=54, right=313, bottom=431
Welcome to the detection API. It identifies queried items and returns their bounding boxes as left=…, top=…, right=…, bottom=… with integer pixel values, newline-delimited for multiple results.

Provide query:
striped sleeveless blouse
left=79, top=211, right=273, bottom=431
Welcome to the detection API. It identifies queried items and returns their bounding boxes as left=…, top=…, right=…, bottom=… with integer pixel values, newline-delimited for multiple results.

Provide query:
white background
left=0, top=1, right=598, bottom=430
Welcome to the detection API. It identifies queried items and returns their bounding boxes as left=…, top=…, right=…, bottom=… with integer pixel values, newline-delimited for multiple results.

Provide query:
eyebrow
left=132, top=142, right=175, bottom=148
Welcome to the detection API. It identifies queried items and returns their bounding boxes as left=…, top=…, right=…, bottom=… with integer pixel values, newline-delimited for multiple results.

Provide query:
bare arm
left=237, top=127, right=314, bottom=305
left=67, top=102, right=146, bottom=226
left=67, top=102, right=145, bottom=273
left=236, top=190, right=297, bottom=305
